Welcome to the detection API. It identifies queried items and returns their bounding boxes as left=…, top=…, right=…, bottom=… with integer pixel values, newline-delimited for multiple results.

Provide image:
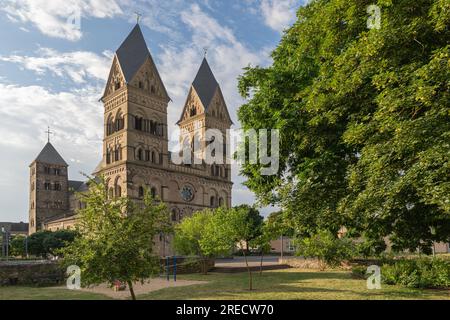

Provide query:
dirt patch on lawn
left=58, top=278, right=207, bottom=299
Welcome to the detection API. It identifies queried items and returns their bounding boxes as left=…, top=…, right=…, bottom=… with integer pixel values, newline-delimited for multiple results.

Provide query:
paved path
left=214, top=256, right=290, bottom=273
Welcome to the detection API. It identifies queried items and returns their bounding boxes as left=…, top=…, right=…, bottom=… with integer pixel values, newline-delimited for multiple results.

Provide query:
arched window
left=115, top=113, right=124, bottom=131
left=151, top=85, right=155, bottom=94
left=108, top=187, right=114, bottom=199
left=190, top=106, right=197, bottom=117
left=135, top=116, right=143, bottom=131
left=151, top=151, right=156, bottom=163
left=210, top=196, right=215, bottom=207
left=138, top=186, right=144, bottom=198
left=106, top=115, right=114, bottom=136
left=171, top=209, right=178, bottom=222
left=106, top=149, right=111, bottom=164
left=114, top=146, right=121, bottom=162
left=116, top=185, right=122, bottom=197
left=115, top=81, right=121, bottom=90
left=137, top=148, right=143, bottom=161
left=151, top=187, right=157, bottom=198
left=219, top=197, right=224, bottom=207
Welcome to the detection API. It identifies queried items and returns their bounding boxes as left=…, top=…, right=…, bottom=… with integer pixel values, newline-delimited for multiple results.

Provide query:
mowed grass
left=1, top=269, right=449, bottom=300
left=139, top=269, right=450, bottom=300
left=0, top=286, right=111, bottom=300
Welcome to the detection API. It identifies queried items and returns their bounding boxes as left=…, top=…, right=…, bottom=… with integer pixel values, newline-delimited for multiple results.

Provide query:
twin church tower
left=28, top=24, right=233, bottom=243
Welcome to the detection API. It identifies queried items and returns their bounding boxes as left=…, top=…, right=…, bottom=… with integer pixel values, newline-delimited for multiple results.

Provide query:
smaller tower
left=177, top=58, right=233, bottom=187
left=29, top=142, right=69, bottom=234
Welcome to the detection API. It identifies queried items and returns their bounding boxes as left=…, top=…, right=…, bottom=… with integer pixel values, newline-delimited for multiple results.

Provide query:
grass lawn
left=139, top=269, right=450, bottom=300
left=0, top=286, right=111, bottom=300
left=1, top=269, right=448, bottom=300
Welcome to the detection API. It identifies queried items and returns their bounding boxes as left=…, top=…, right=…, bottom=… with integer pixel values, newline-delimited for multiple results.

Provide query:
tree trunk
left=127, top=281, right=136, bottom=300
left=202, top=258, right=208, bottom=275
left=260, top=251, right=264, bottom=276
left=243, top=249, right=253, bottom=290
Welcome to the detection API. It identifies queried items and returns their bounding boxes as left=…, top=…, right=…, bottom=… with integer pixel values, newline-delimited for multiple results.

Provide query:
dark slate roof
left=33, top=142, right=68, bottom=166
left=68, top=180, right=84, bottom=191
left=116, top=24, right=151, bottom=83
left=0, top=222, right=29, bottom=233
left=192, top=58, right=219, bottom=109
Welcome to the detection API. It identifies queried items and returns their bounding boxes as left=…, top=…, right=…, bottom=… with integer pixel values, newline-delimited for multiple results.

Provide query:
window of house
left=151, top=187, right=157, bottom=198
left=138, top=186, right=144, bottom=198
left=287, top=240, right=296, bottom=252
left=54, top=168, right=61, bottom=175
left=54, top=182, right=62, bottom=191
left=44, top=182, right=51, bottom=190
left=44, top=167, right=51, bottom=174
left=219, top=197, right=224, bottom=207
left=210, top=196, right=215, bottom=207
left=145, top=150, right=150, bottom=162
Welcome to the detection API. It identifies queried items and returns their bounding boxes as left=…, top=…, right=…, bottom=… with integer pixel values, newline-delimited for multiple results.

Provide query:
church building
left=28, top=24, right=233, bottom=255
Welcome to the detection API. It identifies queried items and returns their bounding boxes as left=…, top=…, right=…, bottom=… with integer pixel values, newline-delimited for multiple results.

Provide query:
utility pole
left=280, top=234, right=284, bottom=262
left=25, top=236, right=29, bottom=258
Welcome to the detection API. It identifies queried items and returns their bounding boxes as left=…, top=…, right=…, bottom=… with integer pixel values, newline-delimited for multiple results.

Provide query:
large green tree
left=61, top=178, right=171, bottom=300
left=238, top=0, right=449, bottom=253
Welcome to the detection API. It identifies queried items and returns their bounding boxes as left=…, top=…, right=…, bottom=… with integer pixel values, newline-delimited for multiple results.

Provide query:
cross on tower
left=45, top=126, right=53, bottom=143
left=134, top=11, right=142, bottom=24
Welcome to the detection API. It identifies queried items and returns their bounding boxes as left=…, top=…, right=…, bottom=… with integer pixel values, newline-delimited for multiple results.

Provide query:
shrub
left=381, top=258, right=450, bottom=289
left=296, top=230, right=355, bottom=270
left=351, top=265, right=368, bottom=279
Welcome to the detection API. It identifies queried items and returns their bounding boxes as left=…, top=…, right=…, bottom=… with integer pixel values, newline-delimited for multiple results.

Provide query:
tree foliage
left=174, top=209, right=229, bottom=274
left=237, top=0, right=450, bottom=252
left=60, top=177, right=171, bottom=300
left=24, top=230, right=78, bottom=258
left=297, top=230, right=355, bottom=270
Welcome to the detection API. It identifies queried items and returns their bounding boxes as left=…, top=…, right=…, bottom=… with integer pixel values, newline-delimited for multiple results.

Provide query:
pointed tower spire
left=192, top=57, right=219, bottom=110
left=33, top=142, right=68, bottom=166
left=115, top=24, right=150, bottom=83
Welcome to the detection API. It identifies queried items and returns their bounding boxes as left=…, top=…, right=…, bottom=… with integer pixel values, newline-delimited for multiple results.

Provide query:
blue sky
left=0, top=0, right=305, bottom=222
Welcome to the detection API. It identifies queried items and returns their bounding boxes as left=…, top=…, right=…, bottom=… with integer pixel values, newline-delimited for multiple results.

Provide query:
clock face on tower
left=180, top=185, right=194, bottom=202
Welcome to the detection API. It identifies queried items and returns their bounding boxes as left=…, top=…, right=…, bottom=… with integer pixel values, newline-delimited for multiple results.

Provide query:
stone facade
left=28, top=24, right=233, bottom=256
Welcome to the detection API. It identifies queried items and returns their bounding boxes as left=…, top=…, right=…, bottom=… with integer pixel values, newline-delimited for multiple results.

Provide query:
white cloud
left=260, top=0, right=301, bottom=33
left=159, top=3, right=270, bottom=127
left=0, top=83, right=104, bottom=221
left=0, top=0, right=122, bottom=41
left=0, top=48, right=112, bottom=84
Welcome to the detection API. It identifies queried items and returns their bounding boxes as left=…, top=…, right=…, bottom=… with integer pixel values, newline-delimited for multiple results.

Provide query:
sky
left=0, top=0, right=306, bottom=222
